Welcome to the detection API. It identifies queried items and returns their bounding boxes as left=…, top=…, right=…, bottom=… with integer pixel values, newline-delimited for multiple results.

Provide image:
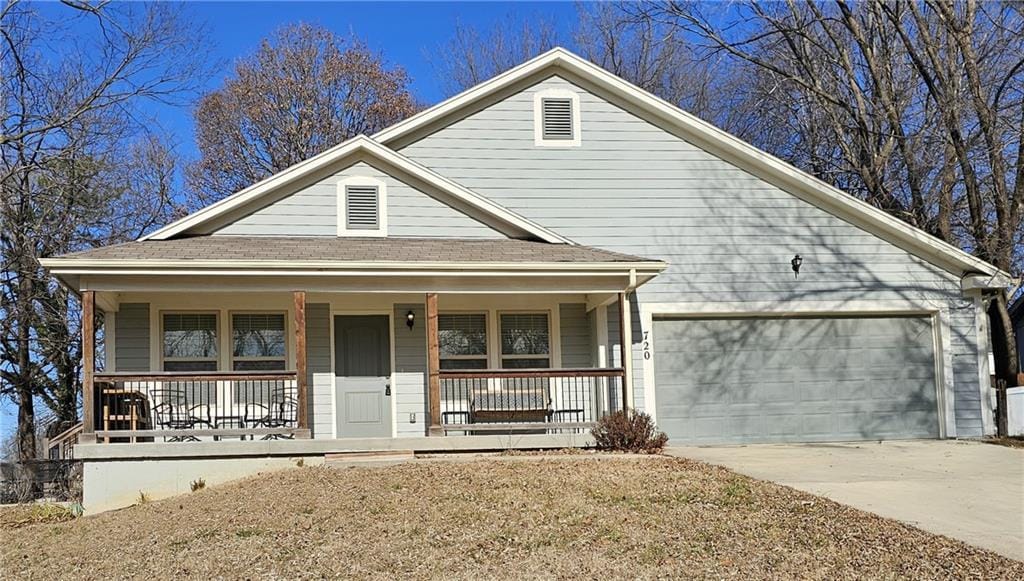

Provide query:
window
left=500, top=313, right=550, bottom=369
left=337, top=176, right=387, bottom=236
left=534, top=89, right=581, bottom=147
left=162, top=313, right=218, bottom=372
left=439, top=313, right=488, bottom=370
left=231, top=313, right=286, bottom=371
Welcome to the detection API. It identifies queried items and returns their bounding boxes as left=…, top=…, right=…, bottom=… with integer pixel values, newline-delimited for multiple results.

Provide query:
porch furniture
left=439, top=368, right=627, bottom=434
left=99, top=386, right=152, bottom=444
left=151, top=389, right=213, bottom=442
left=90, top=372, right=303, bottom=442
left=248, top=397, right=299, bottom=439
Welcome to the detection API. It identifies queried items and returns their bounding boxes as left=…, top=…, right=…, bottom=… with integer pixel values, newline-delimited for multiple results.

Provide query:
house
left=41, top=48, right=1010, bottom=512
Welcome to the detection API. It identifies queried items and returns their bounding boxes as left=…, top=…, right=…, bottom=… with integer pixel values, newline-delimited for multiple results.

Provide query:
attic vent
left=534, top=89, right=580, bottom=147
left=541, top=98, right=574, bottom=140
left=345, top=185, right=379, bottom=230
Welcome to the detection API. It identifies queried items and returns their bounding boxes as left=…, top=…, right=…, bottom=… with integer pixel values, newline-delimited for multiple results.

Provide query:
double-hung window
left=438, top=314, right=488, bottom=370
left=499, top=313, right=550, bottom=369
left=162, top=313, right=218, bottom=372
left=231, top=312, right=287, bottom=371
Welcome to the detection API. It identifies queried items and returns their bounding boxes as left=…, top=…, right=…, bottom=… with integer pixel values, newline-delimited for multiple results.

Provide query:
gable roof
left=143, top=135, right=570, bottom=244
left=374, top=47, right=1009, bottom=283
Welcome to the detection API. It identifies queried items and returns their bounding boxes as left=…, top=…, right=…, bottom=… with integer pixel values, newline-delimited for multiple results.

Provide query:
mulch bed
left=2, top=456, right=1021, bottom=579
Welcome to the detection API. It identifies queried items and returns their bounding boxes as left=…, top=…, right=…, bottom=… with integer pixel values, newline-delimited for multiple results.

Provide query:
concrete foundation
left=78, top=433, right=593, bottom=514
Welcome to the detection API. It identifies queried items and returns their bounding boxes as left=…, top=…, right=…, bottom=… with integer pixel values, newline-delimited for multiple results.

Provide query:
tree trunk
left=988, top=292, right=1020, bottom=388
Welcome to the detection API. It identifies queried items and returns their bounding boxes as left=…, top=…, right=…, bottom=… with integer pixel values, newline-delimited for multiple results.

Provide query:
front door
left=334, top=315, right=392, bottom=438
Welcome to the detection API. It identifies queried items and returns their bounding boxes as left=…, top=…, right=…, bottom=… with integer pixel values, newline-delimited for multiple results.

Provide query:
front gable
left=213, top=160, right=503, bottom=239
left=144, top=137, right=569, bottom=243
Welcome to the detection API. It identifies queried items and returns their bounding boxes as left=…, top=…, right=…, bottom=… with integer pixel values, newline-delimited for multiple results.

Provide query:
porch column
left=426, top=292, right=443, bottom=436
left=81, top=290, right=96, bottom=440
left=294, top=290, right=308, bottom=431
left=619, top=291, right=631, bottom=411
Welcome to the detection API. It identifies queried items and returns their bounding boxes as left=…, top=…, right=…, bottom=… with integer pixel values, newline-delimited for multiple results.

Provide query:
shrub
left=190, top=478, right=206, bottom=492
left=591, top=410, right=668, bottom=453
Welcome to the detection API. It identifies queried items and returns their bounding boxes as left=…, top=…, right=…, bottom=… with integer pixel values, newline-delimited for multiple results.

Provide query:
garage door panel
left=654, top=316, right=940, bottom=444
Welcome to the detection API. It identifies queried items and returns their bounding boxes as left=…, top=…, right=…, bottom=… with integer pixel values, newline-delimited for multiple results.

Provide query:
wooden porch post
left=294, top=290, right=308, bottom=431
left=618, top=291, right=631, bottom=412
left=426, top=292, right=443, bottom=436
left=81, top=290, right=96, bottom=439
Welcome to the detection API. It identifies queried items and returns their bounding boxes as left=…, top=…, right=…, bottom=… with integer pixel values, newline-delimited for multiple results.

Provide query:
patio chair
left=151, top=387, right=212, bottom=442
left=250, top=397, right=298, bottom=439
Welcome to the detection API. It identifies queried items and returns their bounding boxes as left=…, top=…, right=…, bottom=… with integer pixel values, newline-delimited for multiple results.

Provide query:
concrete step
left=323, top=449, right=415, bottom=467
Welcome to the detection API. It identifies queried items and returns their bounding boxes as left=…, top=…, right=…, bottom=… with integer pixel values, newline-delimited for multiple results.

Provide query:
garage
left=653, top=316, right=941, bottom=444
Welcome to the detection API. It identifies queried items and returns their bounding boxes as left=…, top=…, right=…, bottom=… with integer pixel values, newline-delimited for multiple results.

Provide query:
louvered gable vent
left=345, top=185, right=379, bottom=230
left=541, top=98, right=574, bottom=140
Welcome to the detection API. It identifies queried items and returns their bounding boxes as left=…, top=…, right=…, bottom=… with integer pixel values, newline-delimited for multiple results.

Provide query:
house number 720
left=642, top=331, right=651, bottom=360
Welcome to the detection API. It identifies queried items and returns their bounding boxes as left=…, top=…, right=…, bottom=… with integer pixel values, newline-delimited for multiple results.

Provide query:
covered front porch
left=45, top=237, right=664, bottom=448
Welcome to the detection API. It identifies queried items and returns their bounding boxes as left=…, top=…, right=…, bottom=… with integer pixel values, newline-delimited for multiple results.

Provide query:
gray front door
left=653, top=316, right=940, bottom=444
left=334, top=315, right=392, bottom=438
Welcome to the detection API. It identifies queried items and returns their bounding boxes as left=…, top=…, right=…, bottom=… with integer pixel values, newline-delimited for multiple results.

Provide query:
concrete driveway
left=667, top=440, right=1023, bottom=561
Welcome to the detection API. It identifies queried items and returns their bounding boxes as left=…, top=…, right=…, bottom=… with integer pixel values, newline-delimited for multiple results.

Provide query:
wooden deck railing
left=438, top=367, right=626, bottom=434
left=91, top=371, right=308, bottom=443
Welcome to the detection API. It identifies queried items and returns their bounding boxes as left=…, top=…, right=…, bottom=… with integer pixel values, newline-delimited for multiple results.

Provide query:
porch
left=44, top=237, right=663, bottom=449
left=78, top=291, right=634, bottom=445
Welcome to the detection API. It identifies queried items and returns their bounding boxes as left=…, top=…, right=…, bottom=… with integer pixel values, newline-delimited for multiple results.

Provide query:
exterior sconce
left=791, top=254, right=803, bottom=278
left=406, top=310, right=415, bottom=330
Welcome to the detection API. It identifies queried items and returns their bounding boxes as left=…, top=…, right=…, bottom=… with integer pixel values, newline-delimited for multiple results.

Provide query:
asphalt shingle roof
left=55, top=236, right=658, bottom=264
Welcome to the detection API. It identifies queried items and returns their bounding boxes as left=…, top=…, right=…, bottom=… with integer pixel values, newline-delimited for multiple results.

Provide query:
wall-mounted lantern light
left=791, top=254, right=803, bottom=278
left=406, top=310, right=416, bottom=330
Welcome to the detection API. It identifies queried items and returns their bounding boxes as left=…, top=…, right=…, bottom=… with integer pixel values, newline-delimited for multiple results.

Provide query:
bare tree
left=429, top=14, right=560, bottom=96
left=187, top=23, right=419, bottom=204
left=644, top=0, right=1022, bottom=384
left=1, top=0, right=208, bottom=459
left=431, top=5, right=753, bottom=135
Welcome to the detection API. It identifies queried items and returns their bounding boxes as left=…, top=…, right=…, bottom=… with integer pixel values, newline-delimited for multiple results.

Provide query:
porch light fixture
left=406, top=310, right=415, bottom=330
left=791, top=254, right=803, bottom=278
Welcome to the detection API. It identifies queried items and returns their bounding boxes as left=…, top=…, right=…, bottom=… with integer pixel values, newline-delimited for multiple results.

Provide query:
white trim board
left=141, top=136, right=570, bottom=245
left=375, top=47, right=1008, bottom=283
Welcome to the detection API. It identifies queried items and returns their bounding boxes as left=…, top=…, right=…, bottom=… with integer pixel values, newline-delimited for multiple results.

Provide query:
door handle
left=385, top=383, right=391, bottom=397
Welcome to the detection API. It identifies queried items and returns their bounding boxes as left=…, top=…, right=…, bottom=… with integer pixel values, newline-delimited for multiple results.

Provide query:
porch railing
left=92, top=371, right=307, bottom=443
left=438, top=368, right=626, bottom=435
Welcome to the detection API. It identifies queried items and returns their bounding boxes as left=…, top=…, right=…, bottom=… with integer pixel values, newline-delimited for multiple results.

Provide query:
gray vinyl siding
left=213, top=161, right=503, bottom=239
left=401, top=75, right=985, bottom=436
left=559, top=303, right=592, bottom=368
left=394, top=304, right=428, bottom=436
left=114, top=303, right=150, bottom=372
left=306, top=303, right=332, bottom=439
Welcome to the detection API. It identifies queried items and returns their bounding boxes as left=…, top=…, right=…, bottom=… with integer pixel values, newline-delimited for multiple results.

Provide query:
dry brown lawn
left=2, top=455, right=1021, bottom=579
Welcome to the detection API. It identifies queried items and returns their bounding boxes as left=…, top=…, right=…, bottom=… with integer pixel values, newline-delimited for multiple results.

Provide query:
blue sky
left=141, top=1, right=578, bottom=160
left=2, top=0, right=581, bottom=445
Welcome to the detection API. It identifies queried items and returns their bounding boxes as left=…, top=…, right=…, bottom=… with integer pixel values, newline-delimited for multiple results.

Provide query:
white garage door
left=653, top=316, right=940, bottom=444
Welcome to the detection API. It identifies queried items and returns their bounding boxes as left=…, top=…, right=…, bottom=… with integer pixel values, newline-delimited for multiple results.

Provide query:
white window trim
left=534, top=88, right=581, bottom=147
left=229, top=310, right=289, bottom=371
left=160, top=310, right=220, bottom=371
left=337, top=175, right=388, bottom=237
